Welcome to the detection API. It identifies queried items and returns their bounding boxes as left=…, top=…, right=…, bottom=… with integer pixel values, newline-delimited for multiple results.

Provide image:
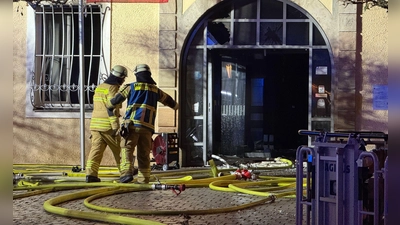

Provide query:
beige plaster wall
left=357, top=7, right=388, bottom=133
left=13, top=2, right=91, bottom=166
left=13, top=0, right=388, bottom=166
left=110, top=4, right=159, bottom=80
left=13, top=2, right=161, bottom=166
left=110, top=3, right=161, bottom=129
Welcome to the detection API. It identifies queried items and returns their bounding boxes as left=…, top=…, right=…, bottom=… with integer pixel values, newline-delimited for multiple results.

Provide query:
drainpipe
left=79, top=0, right=86, bottom=170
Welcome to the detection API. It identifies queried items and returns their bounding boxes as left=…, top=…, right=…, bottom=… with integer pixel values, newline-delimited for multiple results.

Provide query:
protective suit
left=85, top=65, right=127, bottom=182
left=109, top=64, right=179, bottom=183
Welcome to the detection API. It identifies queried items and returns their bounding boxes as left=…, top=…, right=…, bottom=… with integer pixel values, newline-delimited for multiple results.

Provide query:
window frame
left=26, top=3, right=110, bottom=118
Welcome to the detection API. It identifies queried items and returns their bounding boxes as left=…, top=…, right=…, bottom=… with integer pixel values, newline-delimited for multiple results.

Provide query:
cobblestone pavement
left=14, top=162, right=301, bottom=225
left=14, top=187, right=298, bottom=225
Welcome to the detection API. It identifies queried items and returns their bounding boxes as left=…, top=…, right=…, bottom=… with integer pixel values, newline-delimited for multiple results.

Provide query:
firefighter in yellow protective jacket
left=85, top=65, right=128, bottom=183
left=108, top=64, right=179, bottom=183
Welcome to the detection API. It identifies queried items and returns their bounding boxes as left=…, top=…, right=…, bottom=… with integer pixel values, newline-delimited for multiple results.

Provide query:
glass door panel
left=182, top=48, right=206, bottom=166
left=219, top=58, right=246, bottom=156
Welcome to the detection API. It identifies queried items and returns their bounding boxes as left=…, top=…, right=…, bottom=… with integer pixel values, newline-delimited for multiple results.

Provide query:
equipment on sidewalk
left=151, top=183, right=186, bottom=196
left=296, top=130, right=388, bottom=225
left=151, top=133, right=180, bottom=171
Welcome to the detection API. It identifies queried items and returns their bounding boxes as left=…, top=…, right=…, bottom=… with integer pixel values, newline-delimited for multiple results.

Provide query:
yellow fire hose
left=14, top=158, right=300, bottom=225
left=83, top=187, right=275, bottom=215
left=43, top=186, right=165, bottom=225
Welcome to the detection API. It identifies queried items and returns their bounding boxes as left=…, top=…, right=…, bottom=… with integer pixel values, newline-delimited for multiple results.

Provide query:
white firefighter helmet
left=133, top=64, right=151, bottom=75
left=111, top=65, right=128, bottom=78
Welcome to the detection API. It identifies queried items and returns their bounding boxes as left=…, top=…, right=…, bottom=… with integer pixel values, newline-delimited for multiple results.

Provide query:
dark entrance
left=212, top=49, right=309, bottom=159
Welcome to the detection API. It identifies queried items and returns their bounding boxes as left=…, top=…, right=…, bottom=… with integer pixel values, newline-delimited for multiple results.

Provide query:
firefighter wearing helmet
left=86, top=65, right=128, bottom=182
left=108, top=64, right=179, bottom=183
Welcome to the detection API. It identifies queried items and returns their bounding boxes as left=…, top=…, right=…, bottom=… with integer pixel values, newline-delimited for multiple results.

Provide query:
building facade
left=13, top=0, right=388, bottom=167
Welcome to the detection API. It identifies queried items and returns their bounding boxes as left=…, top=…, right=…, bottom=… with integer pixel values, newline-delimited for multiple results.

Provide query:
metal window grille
left=30, top=4, right=106, bottom=111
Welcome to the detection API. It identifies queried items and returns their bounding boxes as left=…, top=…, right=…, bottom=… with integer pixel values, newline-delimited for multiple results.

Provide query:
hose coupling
left=233, top=168, right=253, bottom=180
left=71, top=166, right=81, bottom=172
left=151, top=184, right=186, bottom=196
left=13, top=173, right=24, bottom=185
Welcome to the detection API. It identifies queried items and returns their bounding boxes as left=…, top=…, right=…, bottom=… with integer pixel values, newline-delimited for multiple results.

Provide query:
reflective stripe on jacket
left=115, top=82, right=178, bottom=132
left=90, top=83, right=121, bottom=131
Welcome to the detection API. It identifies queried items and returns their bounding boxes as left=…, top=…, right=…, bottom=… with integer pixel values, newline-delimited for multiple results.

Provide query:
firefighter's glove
left=120, top=123, right=129, bottom=138
left=120, top=120, right=133, bottom=138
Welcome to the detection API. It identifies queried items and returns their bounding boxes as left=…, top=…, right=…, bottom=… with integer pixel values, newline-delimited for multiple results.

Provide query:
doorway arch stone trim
left=157, top=0, right=357, bottom=134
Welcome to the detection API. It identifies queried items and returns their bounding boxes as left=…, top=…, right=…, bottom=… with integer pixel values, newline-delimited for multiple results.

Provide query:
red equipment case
left=151, top=133, right=179, bottom=171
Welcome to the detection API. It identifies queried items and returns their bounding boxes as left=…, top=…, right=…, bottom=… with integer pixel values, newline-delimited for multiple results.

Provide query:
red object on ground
left=241, top=169, right=252, bottom=180
left=152, top=135, right=166, bottom=165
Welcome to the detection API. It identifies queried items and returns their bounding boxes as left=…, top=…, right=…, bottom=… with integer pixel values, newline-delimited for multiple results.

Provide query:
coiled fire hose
left=14, top=157, right=298, bottom=225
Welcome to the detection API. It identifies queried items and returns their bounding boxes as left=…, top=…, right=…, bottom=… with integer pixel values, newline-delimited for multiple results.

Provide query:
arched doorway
left=179, top=0, right=333, bottom=167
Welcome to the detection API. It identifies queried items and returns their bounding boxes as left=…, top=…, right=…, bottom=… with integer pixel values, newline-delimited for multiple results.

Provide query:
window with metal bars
left=30, top=4, right=105, bottom=112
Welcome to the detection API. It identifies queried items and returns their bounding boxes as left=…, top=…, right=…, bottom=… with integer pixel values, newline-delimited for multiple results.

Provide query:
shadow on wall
left=13, top=112, right=92, bottom=165
left=355, top=57, right=388, bottom=132
left=334, top=47, right=388, bottom=133
left=336, top=51, right=388, bottom=133
left=12, top=2, right=388, bottom=165
left=354, top=4, right=388, bottom=133
left=13, top=14, right=158, bottom=165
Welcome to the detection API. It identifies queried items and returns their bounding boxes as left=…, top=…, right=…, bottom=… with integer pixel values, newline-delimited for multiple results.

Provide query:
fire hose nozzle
left=151, top=184, right=186, bottom=196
